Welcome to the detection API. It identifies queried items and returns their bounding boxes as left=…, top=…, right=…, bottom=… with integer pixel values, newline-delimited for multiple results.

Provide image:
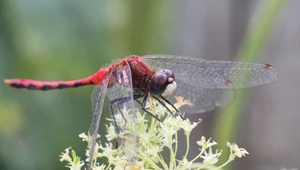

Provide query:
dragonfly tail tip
left=4, top=79, right=11, bottom=85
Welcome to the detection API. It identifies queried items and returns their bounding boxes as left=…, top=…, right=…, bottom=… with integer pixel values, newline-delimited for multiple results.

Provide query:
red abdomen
left=4, top=68, right=108, bottom=90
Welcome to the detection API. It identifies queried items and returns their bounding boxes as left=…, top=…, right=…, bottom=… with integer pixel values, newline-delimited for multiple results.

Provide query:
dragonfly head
left=149, top=69, right=177, bottom=98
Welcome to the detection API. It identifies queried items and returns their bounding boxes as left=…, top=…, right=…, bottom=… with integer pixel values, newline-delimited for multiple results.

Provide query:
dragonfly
left=4, top=55, right=278, bottom=169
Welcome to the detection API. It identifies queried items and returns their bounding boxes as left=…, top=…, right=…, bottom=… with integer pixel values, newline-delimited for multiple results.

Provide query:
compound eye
left=149, top=73, right=168, bottom=95
left=163, top=69, right=174, bottom=78
left=154, top=73, right=167, bottom=84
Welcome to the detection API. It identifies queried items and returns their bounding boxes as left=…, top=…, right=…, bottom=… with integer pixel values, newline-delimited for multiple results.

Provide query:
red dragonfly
left=4, top=55, right=277, bottom=168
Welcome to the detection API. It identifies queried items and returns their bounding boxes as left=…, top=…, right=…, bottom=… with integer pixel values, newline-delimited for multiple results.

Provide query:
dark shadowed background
left=0, top=0, right=298, bottom=170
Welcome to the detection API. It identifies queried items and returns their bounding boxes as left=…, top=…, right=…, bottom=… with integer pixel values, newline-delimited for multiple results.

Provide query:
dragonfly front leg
left=160, top=96, right=185, bottom=120
left=136, top=94, right=161, bottom=122
left=110, top=96, right=132, bottom=131
left=109, top=95, right=139, bottom=148
left=151, top=95, right=185, bottom=120
left=109, top=103, right=122, bottom=134
left=109, top=94, right=143, bottom=131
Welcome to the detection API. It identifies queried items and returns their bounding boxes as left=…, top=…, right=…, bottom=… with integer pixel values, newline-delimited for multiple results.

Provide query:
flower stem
left=211, top=159, right=232, bottom=170
left=191, top=149, right=205, bottom=163
left=174, top=132, right=178, bottom=156
left=139, top=152, right=161, bottom=170
left=158, top=154, right=169, bottom=170
left=105, top=163, right=112, bottom=170
left=196, top=164, right=206, bottom=170
left=169, top=140, right=175, bottom=168
left=183, top=132, right=190, bottom=160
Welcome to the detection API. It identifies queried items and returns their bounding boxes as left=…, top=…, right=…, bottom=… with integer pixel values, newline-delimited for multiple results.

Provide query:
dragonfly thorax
left=148, top=69, right=176, bottom=97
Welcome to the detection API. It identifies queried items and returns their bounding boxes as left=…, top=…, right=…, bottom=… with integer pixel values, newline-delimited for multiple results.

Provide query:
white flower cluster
left=60, top=96, right=248, bottom=170
left=59, top=147, right=85, bottom=170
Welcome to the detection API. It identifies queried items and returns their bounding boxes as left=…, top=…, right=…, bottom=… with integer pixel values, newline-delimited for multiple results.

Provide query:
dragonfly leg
left=135, top=94, right=161, bottom=122
left=109, top=106, right=120, bottom=149
left=160, top=96, right=185, bottom=120
left=151, top=95, right=185, bottom=119
left=110, top=104, right=121, bottom=134
left=116, top=101, right=128, bottom=129
left=151, top=95, right=175, bottom=116
left=110, top=97, right=129, bottom=130
left=110, top=95, right=140, bottom=130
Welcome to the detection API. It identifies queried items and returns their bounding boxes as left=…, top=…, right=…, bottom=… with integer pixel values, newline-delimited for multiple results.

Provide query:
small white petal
left=197, top=136, right=217, bottom=150
left=227, top=142, right=249, bottom=158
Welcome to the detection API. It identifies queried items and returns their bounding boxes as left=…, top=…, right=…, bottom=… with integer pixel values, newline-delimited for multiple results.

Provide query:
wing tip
left=266, top=65, right=279, bottom=82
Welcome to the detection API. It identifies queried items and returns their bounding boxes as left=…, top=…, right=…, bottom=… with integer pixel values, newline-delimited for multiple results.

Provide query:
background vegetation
left=0, top=0, right=297, bottom=170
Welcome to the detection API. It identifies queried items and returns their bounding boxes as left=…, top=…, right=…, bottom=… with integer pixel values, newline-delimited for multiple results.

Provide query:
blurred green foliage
left=0, top=1, right=175, bottom=169
left=0, top=0, right=287, bottom=170
left=214, top=0, right=287, bottom=169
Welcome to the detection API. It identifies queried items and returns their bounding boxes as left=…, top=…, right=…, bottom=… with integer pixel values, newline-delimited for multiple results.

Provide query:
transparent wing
left=107, top=63, right=137, bottom=125
left=142, top=55, right=278, bottom=113
left=87, top=74, right=110, bottom=170
left=106, top=62, right=138, bottom=161
left=171, top=79, right=235, bottom=113
left=142, top=55, right=278, bottom=89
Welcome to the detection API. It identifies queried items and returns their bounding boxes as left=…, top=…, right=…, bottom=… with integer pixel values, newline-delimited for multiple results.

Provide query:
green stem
left=191, top=149, right=205, bottom=163
left=211, top=158, right=233, bottom=170
left=183, top=132, right=190, bottom=160
left=169, top=140, right=175, bottom=169
left=158, top=154, right=169, bottom=170
left=174, top=132, right=178, bottom=156
left=196, top=164, right=206, bottom=170
left=105, top=163, right=112, bottom=170
left=149, top=112, right=156, bottom=130
left=139, top=152, right=161, bottom=170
